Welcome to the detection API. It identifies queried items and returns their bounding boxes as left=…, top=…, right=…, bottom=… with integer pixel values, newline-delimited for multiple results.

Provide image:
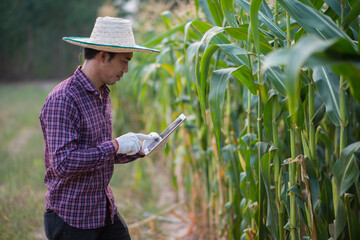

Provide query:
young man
left=40, top=17, right=162, bottom=240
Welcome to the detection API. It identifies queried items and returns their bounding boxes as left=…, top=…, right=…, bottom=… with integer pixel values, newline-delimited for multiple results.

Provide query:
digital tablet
left=143, top=114, right=187, bottom=155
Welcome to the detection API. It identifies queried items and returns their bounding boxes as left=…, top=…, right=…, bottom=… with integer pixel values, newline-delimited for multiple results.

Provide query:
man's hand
left=113, top=133, right=153, bottom=155
left=142, top=132, right=167, bottom=154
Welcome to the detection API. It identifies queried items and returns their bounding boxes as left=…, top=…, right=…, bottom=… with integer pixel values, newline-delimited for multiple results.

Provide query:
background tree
left=0, top=0, right=106, bottom=81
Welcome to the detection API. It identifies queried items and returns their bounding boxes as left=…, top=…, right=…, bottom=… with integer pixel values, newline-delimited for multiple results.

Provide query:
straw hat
left=63, top=17, right=159, bottom=54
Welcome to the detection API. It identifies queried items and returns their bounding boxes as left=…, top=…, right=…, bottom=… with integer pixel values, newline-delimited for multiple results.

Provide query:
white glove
left=142, top=132, right=167, bottom=154
left=115, top=133, right=153, bottom=155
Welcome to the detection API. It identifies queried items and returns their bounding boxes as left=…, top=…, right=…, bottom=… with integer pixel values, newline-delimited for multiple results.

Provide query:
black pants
left=44, top=204, right=131, bottom=240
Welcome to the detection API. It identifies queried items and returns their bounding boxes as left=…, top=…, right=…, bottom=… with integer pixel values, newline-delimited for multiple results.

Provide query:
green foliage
left=114, top=0, right=360, bottom=239
left=0, top=0, right=106, bottom=80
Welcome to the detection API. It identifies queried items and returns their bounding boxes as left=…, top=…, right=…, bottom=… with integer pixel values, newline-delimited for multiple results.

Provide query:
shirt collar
left=74, top=66, right=110, bottom=94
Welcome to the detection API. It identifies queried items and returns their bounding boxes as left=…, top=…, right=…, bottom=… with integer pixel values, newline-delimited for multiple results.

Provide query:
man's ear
left=98, top=51, right=108, bottom=63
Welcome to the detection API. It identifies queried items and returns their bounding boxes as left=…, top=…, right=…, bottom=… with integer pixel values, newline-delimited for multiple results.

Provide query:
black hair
left=84, top=48, right=116, bottom=61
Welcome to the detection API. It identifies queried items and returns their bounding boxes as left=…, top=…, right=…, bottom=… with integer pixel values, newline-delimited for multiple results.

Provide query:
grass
left=0, top=81, right=187, bottom=240
left=0, top=82, right=52, bottom=239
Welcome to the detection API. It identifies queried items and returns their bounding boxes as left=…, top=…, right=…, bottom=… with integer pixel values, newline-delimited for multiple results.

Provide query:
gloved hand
left=114, top=133, right=153, bottom=155
left=142, top=132, right=167, bottom=154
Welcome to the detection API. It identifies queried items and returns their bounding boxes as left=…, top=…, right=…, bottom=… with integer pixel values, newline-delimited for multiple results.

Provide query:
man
left=40, top=17, right=163, bottom=240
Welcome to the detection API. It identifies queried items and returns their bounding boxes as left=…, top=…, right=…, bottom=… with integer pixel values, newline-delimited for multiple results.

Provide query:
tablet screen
left=143, top=114, right=186, bottom=155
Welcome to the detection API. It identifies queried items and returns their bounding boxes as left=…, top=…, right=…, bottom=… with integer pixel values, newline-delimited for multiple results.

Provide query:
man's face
left=99, top=52, right=133, bottom=86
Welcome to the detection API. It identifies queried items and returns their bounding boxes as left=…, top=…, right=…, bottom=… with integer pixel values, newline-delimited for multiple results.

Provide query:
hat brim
left=63, top=37, right=159, bottom=54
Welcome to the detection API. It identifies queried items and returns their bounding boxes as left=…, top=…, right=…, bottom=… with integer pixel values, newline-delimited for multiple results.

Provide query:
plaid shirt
left=40, top=66, right=142, bottom=229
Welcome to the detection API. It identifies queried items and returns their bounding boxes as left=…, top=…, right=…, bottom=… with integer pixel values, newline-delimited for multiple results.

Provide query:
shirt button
left=95, top=91, right=100, bottom=96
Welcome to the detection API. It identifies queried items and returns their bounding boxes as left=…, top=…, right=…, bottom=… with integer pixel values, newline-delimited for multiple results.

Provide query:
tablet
left=143, top=113, right=187, bottom=155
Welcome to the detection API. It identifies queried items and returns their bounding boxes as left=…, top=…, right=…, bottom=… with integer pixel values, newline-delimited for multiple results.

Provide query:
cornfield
left=114, top=0, right=360, bottom=239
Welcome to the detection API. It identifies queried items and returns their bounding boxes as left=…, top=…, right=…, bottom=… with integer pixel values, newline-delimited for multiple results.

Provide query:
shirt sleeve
left=41, top=94, right=115, bottom=178
left=114, top=152, right=144, bottom=164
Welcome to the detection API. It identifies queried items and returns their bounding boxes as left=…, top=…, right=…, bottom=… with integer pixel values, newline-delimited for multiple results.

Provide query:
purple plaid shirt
left=40, top=66, right=142, bottom=229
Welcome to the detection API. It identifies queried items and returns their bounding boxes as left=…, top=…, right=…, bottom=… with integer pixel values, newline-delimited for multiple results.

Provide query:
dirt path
left=127, top=159, right=194, bottom=240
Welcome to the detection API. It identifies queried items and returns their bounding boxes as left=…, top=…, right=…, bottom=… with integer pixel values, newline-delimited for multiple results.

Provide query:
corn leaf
left=262, top=48, right=291, bottom=70
left=284, top=37, right=322, bottom=117
left=186, top=42, right=202, bottom=63
left=216, top=43, right=251, bottom=67
left=344, top=193, right=360, bottom=239
left=312, top=66, right=341, bottom=127
left=334, top=199, right=347, bottom=240
left=259, top=1, right=273, bottom=19
left=192, top=20, right=230, bottom=44
left=209, top=68, right=234, bottom=154
left=301, top=132, right=311, bottom=158
left=198, top=0, right=216, bottom=25
left=250, top=0, right=263, bottom=54
left=232, top=66, right=258, bottom=95
left=207, top=0, right=223, bottom=26
left=263, top=36, right=349, bottom=120
left=261, top=151, right=279, bottom=240
left=332, top=63, right=360, bottom=106
left=263, top=91, right=279, bottom=141
left=193, top=25, right=232, bottom=120
left=314, top=214, right=329, bottom=240
left=311, top=103, right=326, bottom=126
left=343, top=0, right=360, bottom=30
left=223, top=25, right=248, bottom=40
left=265, top=66, right=287, bottom=97
left=221, top=0, right=238, bottom=28
left=333, top=141, right=360, bottom=196
left=324, top=0, right=341, bottom=17
left=332, top=142, right=360, bottom=238
left=235, top=0, right=287, bottom=40
left=199, top=45, right=219, bottom=111
left=277, top=0, right=352, bottom=42
left=305, top=38, right=360, bottom=66
left=144, top=22, right=187, bottom=46
left=311, top=0, right=325, bottom=10
left=184, top=20, right=200, bottom=43
left=224, top=26, right=273, bottom=54
left=202, top=27, right=229, bottom=48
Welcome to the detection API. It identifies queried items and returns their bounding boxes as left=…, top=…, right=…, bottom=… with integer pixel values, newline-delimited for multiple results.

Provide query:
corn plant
left=116, top=0, right=360, bottom=239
